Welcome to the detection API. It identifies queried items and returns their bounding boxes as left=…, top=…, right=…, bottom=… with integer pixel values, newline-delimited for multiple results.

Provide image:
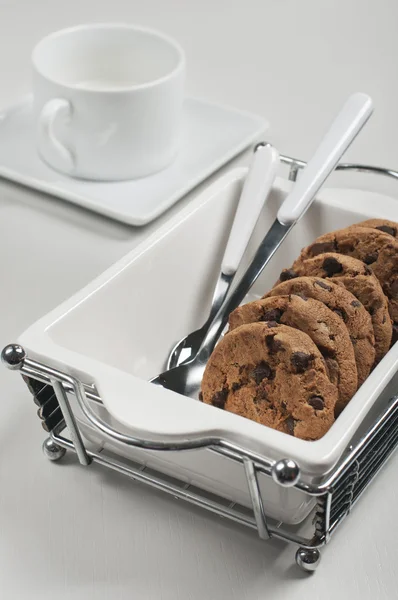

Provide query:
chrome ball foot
left=1, top=344, right=26, bottom=370
left=42, top=438, right=66, bottom=462
left=271, top=458, right=300, bottom=487
left=295, top=547, right=321, bottom=573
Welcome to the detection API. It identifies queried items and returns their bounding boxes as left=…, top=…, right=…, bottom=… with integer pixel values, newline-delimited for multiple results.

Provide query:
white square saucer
left=0, top=96, right=267, bottom=225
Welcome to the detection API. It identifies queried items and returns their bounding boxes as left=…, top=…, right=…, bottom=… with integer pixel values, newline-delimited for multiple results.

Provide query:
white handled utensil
left=153, top=92, right=373, bottom=396
left=222, top=143, right=280, bottom=276
left=167, top=143, right=280, bottom=369
left=277, top=92, right=373, bottom=225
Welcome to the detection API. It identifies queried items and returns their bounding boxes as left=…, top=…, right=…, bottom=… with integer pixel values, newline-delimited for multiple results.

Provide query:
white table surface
left=1, top=0, right=398, bottom=598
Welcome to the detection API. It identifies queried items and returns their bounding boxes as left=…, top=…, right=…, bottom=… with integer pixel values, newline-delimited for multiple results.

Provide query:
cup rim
left=31, top=22, right=186, bottom=93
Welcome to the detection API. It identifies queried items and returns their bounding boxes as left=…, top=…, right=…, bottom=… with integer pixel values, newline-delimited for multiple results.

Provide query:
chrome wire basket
left=3, top=149, right=398, bottom=574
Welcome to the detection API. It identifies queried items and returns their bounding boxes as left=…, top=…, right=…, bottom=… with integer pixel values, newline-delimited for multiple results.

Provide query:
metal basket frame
left=3, top=150, right=398, bottom=573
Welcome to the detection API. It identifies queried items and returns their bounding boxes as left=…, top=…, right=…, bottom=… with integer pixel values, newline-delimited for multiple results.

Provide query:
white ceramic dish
left=19, top=168, right=398, bottom=523
left=0, top=96, right=267, bottom=225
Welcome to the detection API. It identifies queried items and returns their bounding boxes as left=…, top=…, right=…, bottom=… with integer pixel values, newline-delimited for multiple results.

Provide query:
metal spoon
left=151, top=93, right=373, bottom=397
left=166, top=143, right=280, bottom=369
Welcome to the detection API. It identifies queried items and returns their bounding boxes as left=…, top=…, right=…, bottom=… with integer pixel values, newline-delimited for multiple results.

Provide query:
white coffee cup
left=32, top=24, right=185, bottom=181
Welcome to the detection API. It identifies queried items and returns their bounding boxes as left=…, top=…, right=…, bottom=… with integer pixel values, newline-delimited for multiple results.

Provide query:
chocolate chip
left=322, top=257, right=343, bottom=276
left=285, top=416, right=295, bottom=435
left=324, top=357, right=339, bottom=385
left=266, top=321, right=278, bottom=328
left=294, top=292, right=308, bottom=301
left=211, top=388, right=228, bottom=409
left=318, top=345, right=336, bottom=359
left=333, top=307, right=347, bottom=322
left=280, top=269, right=298, bottom=282
left=390, top=279, right=398, bottom=298
left=309, top=241, right=336, bottom=256
left=351, top=300, right=361, bottom=307
left=199, top=392, right=203, bottom=402
left=377, top=225, right=397, bottom=237
left=314, top=279, right=332, bottom=291
left=254, top=388, right=269, bottom=404
left=265, top=334, right=283, bottom=353
left=232, top=382, right=241, bottom=392
left=291, top=352, right=314, bottom=373
left=392, top=323, right=398, bottom=345
left=251, top=361, right=274, bottom=383
left=308, top=396, right=324, bottom=410
left=260, top=308, right=282, bottom=323
left=364, top=251, right=378, bottom=265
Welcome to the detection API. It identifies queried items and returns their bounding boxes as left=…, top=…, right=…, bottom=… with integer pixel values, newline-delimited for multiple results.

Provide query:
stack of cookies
left=201, top=218, right=398, bottom=441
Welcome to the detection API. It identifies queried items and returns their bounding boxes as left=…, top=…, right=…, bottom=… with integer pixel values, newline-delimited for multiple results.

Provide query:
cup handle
left=38, top=99, right=75, bottom=171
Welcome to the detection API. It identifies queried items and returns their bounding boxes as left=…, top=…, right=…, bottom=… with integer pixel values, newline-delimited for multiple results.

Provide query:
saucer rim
left=0, top=95, right=268, bottom=226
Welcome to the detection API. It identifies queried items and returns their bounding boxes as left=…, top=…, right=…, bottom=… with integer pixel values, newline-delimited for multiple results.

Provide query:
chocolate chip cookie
left=357, top=218, right=398, bottom=239
left=278, top=253, right=392, bottom=363
left=292, top=225, right=398, bottom=327
left=201, top=322, right=337, bottom=440
left=229, top=294, right=357, bottom=414
left=264, top=276, right=375, bottom=386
